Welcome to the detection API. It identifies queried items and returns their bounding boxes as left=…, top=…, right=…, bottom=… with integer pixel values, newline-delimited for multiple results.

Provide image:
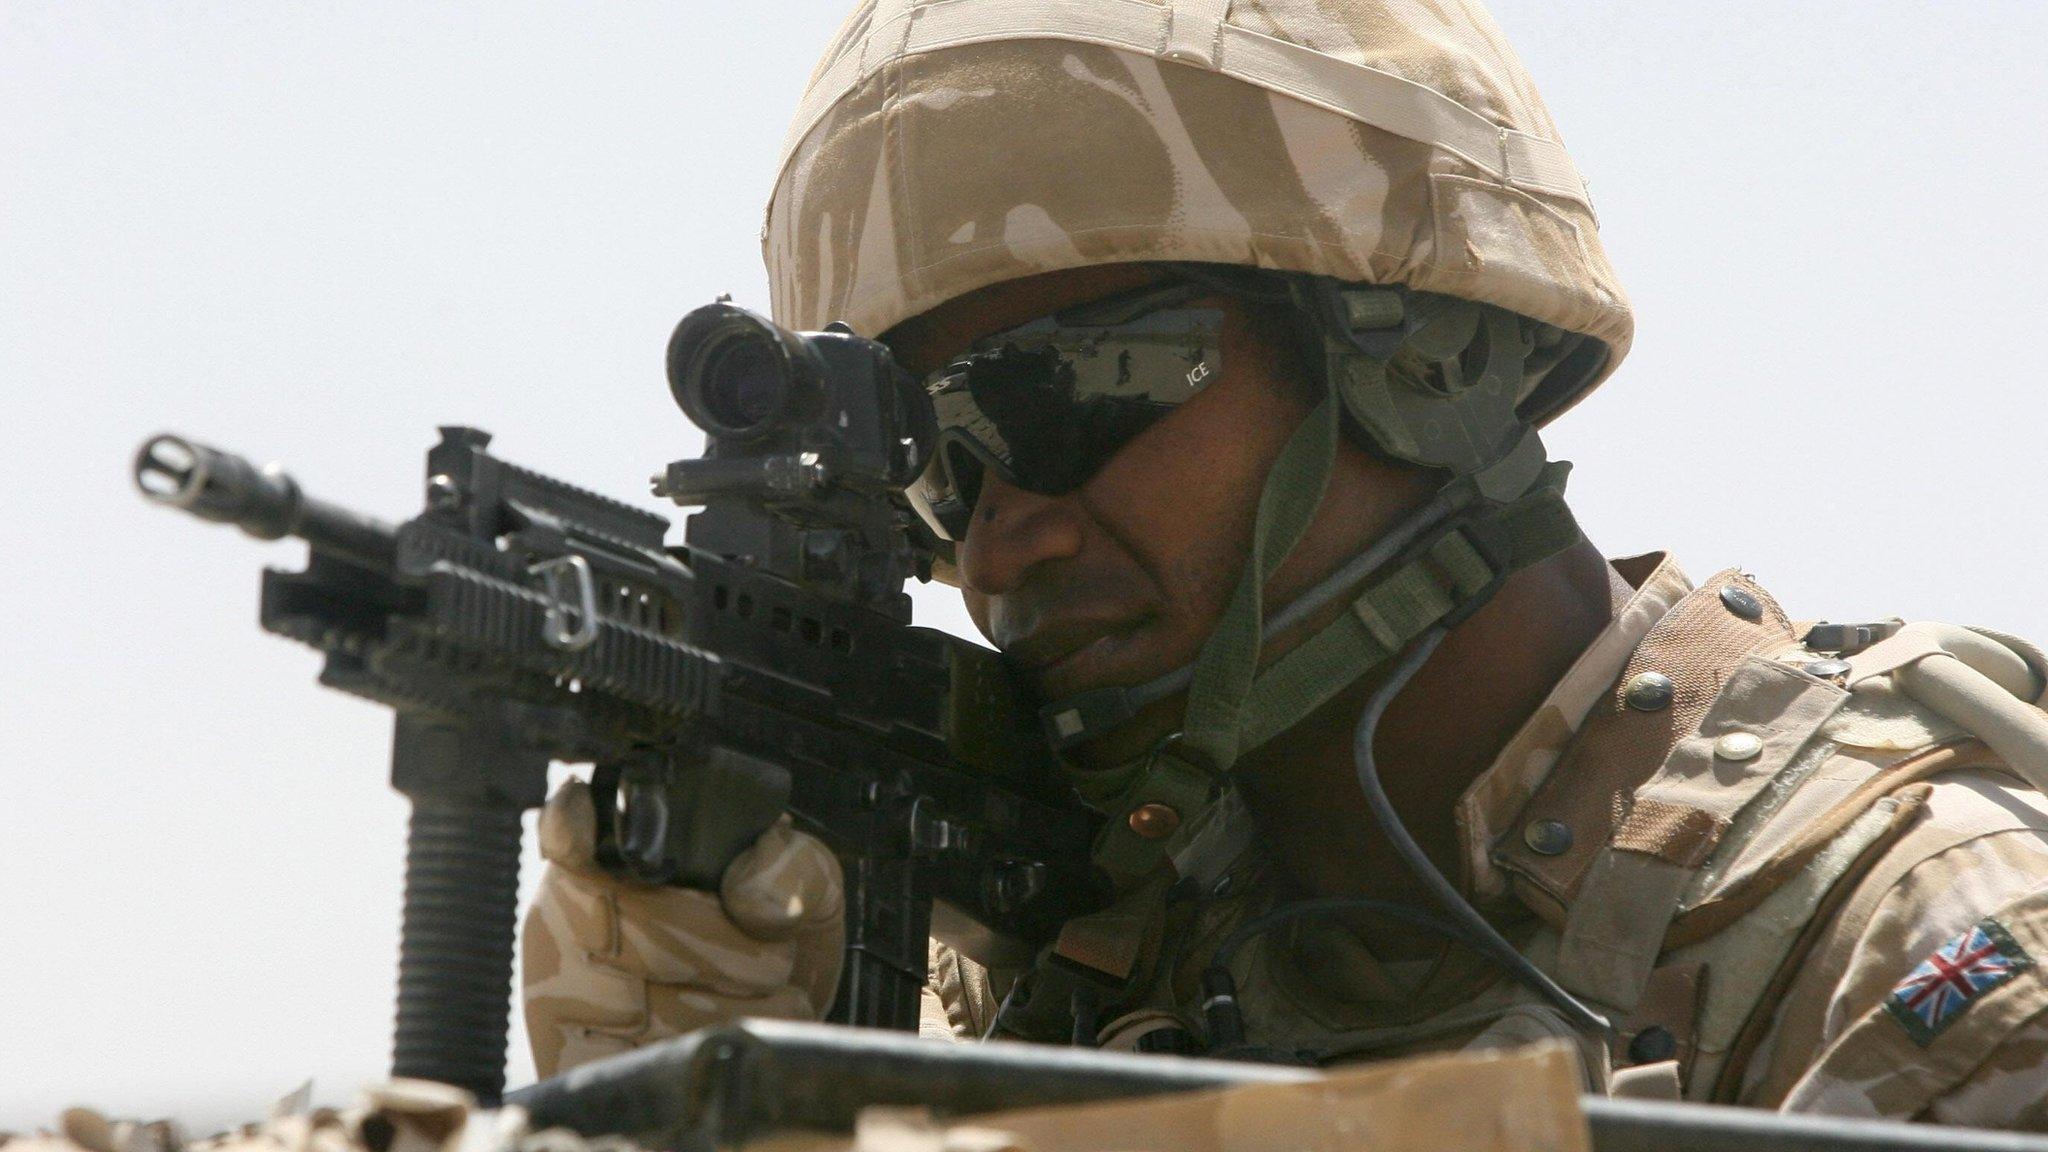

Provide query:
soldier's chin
left=1028, top=615, right=1184, bottom=700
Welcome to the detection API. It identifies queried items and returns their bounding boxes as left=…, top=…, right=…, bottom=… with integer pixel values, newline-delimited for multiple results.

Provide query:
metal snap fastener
left=1803, top=658, right=1851, bottom=679
left=1625, top=671, right=1675, bottom=712
left=1719, top=585, right=1763, bottom=621
left=1522, top=819, right=1573, bottom=856
left=1628, top=1024, right=1678, bottom=1064
left=1127, top=803, right=1181, bottom=840
left=1714, top=731, right=1764, bottom=761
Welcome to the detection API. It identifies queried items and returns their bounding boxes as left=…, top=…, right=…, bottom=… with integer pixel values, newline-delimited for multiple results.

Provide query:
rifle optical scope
left=667, top=302, right=826, bottom=442
left=657, top=302, right=936, bottom=517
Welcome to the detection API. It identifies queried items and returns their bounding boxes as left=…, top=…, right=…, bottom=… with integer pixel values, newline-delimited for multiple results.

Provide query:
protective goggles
left=906, top=283, right=1224, bottom=542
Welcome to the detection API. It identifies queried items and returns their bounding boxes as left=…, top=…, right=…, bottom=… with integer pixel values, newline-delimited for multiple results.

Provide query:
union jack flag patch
left=1884, top=918, right=2034, bottom=1046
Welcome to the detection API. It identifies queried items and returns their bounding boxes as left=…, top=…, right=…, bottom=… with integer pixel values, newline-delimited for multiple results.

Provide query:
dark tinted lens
left=941, top=439, right=985, bottom=512
left=1019, top=396, right=1170, bottom=491
left=961, top=352, right=1171, bottom=495
left=924, top=301, right=1222, bottom=522
left=696, top=338, right=788, bottom=432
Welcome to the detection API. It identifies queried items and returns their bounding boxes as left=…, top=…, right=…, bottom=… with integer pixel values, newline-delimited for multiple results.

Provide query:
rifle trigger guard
left=618, top=774, right=673, bottom=880
left=531, top=554, right=600, bottom=652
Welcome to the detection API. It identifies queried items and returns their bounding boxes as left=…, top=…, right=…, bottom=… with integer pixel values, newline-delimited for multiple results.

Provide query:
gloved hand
left=520, top=778, right=845, bottom=1078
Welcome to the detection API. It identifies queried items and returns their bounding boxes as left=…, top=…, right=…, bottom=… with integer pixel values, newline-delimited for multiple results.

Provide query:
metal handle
left=531, top=554, right=600, bottom=653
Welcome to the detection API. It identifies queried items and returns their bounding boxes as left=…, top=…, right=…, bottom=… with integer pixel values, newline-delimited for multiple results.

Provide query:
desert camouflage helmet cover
left=764, top=0, right=1634, bottom=416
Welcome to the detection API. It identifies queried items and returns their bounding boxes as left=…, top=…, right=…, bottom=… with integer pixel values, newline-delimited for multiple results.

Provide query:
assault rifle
left=134, top=302, right=1107, bottom=1102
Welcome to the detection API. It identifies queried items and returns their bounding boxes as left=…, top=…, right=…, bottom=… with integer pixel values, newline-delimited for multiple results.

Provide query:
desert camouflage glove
left=520, top=779, right=844, bottom=1078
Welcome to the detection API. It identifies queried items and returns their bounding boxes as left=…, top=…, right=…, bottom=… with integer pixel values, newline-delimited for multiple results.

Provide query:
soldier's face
left=889, top=266, right=1436, bottom=766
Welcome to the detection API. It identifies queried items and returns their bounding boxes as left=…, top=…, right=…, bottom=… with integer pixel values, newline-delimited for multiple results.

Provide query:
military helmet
left=763, top=0, right=1632, bottom=422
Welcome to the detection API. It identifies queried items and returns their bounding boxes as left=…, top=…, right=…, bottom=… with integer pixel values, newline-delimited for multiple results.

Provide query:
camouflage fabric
left=918, top=938, right=1003, bottom=1042
left=1746, top=783, right=2048, bottom=1121
left=764, top=0, right=1632, bottom=421
left=520, top=781, right=844, bottom=1079
left=1455, top=554, right=1690, bottom=904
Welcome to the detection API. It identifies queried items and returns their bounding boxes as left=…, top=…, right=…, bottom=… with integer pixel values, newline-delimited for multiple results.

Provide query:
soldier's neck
left=1234, top=537, right=1621, bottom=934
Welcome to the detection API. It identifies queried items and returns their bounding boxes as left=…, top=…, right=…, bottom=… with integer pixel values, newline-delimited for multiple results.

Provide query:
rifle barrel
left=135, top=433, right=396, bottom=568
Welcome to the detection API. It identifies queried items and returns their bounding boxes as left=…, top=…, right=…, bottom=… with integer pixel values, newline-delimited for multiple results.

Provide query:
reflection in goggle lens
left=907, top=292, right=1225, bottom=542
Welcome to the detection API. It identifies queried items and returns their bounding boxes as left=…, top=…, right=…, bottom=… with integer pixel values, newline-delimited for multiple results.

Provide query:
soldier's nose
left=956, top=472, right=1085, bottom=597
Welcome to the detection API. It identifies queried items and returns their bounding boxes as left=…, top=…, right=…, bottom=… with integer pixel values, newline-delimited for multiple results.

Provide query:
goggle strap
left=1053, top=280, right=1209, bottom=326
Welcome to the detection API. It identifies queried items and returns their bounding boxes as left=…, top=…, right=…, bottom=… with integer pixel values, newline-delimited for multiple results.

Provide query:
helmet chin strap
left=1040, top=420, right=1579, bottom=889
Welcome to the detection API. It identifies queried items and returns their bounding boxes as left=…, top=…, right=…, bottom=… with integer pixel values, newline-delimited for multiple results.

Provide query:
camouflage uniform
left=918, top=556, right=2048, bottom=1123
left=522, top=0, right=2048, bottom=1127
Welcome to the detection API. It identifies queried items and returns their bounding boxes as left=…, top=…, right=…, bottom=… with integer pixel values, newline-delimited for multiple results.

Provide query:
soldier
left=522, top=0, right=2048, bottom=1127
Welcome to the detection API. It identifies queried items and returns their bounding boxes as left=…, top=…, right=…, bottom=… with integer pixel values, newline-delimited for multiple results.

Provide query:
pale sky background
left=5, top=0, right=2045, bottom=1131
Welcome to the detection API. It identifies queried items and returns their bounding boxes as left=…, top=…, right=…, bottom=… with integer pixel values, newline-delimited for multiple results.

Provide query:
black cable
left=1349, top=628, right=1612, bottom=1037
left=1196, top=628, right=1610, bottom=1058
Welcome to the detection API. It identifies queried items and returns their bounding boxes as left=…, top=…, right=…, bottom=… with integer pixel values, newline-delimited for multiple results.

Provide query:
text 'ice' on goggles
left=905, top=283, right=1225, bottom=543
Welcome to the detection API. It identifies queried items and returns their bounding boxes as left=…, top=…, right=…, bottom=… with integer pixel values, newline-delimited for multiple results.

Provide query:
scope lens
left=695, top=337, right=788, bottom=433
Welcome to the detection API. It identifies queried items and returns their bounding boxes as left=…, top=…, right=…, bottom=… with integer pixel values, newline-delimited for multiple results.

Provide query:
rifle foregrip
left=392, top=802, right=524, bottom=1104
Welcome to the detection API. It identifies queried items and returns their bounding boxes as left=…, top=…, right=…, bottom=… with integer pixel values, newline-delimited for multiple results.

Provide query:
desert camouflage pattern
left=519, top=780, right=844, bottom=1079
left=764, top=0, right=1633, bottom=419
left=1755, top=803, right=2048, bottom=1123
left=918, top=938, right=1004, bottom=1042
left=914, top=556, right=2048, bottom=1126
